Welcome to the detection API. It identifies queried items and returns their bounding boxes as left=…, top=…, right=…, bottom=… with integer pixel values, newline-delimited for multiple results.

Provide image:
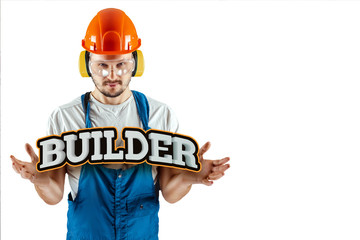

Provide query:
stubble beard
left=92, top=77, right=131, bottom=98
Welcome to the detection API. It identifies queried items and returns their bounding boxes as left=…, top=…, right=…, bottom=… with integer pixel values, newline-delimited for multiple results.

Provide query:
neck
left=91, top=88, right=132, bottom=105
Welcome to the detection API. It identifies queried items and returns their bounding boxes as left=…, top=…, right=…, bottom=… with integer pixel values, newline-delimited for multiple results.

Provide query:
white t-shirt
left=47, top=93, right=179, bottom=199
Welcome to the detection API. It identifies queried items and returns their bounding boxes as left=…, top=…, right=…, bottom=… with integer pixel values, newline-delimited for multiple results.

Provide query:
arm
left=159, top=142, right=230, bottom=204
left=10, top=143, right=66, bottom=205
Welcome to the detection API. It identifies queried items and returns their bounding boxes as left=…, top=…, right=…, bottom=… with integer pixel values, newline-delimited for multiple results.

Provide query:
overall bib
left=66, top=91, right=160, bottom=240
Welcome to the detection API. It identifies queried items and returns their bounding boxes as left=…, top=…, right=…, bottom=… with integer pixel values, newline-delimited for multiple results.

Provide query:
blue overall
left=66, top=91, right=160, bottom=240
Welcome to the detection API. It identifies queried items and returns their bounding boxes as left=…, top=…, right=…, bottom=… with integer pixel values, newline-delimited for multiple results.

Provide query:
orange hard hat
left=82, top=8, right=141, bottom=55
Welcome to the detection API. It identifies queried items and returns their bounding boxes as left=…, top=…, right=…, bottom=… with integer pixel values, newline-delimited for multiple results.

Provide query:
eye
left=99, top=63, right=108, bottom=68
left=117, top=62, right=125, bottom=68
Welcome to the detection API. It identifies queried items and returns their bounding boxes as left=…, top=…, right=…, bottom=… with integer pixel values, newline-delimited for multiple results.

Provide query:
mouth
left=105, top=81, right=121, bottom=88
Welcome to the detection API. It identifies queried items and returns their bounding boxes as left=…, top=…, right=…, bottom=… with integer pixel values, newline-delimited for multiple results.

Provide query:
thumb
left=201, top=177, right=213, bottom=186
left=199, top=141, right=211, bottom=158
left=25, top=143, right=38, bottom=164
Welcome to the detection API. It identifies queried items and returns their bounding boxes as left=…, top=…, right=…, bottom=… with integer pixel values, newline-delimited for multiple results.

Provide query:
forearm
left=34, top=178, right=64, bottom=205
left=161, top=171, right=197, bottom=204
left=160, top=142, right=230, bottom=203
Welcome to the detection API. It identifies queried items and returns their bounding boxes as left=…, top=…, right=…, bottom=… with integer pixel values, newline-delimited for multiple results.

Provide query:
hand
left=195, top=142, right=230, bottom=186
left=10, top=143, right=51, bottom=187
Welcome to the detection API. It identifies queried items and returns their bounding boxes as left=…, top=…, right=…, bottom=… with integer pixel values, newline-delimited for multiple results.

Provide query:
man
left=10, top=8, right=230, bottom=240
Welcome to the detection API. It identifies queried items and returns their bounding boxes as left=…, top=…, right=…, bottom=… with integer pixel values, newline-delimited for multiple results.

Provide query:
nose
left=108, top=67, right=117, bottom=80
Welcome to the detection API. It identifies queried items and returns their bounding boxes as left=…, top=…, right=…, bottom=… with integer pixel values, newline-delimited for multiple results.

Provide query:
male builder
left=10, top=8, right=230, bottom=240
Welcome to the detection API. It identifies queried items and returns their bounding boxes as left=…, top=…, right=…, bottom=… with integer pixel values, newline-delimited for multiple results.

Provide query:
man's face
left=89, top=53, right=134, bottom=98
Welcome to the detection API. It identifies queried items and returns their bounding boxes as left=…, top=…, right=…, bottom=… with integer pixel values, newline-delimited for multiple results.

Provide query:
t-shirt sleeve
left=166, top=106, right=179, bottom=133
left=46, top=109, right=62, bottom=136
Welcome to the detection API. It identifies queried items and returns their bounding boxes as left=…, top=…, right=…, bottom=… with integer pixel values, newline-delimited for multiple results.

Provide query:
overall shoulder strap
left=131, top=90, right=150, bottom=131
left=81, top=92, right=92, bottom=128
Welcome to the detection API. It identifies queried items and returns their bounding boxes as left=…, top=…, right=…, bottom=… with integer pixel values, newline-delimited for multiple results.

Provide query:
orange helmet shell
left=82, top=8, right=141, bottom=55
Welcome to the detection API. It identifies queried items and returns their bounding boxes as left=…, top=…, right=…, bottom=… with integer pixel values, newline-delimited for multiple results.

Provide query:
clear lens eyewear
left=89, top=59, right=135, bottom=77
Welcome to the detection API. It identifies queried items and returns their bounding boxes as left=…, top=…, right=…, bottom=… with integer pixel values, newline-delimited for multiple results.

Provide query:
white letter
left=91, top=131, right=103, bottom=161
left=125, top=130, right=148, bottom=160
left=39, top=138, right=65, bottom=169
left=172, top=137, right=197, bottom=168
left=64, top=132, right=91, bottom=164
left=104, top=130, right=124, bottom=160
left=148, top=132, right=172, bottom=164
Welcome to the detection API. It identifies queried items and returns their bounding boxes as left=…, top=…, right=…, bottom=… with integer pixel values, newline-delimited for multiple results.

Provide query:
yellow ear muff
left=79, top=50, right=90, bottom=77
left=80, top=50, right=143, bottom=78
left=132, top=50, right=144, bottom=77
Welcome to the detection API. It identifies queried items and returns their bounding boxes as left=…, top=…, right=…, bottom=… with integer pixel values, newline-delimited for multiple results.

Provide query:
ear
left=132, top=50, right=145, bottom=77
left=79, top=51, right=91, bottom=77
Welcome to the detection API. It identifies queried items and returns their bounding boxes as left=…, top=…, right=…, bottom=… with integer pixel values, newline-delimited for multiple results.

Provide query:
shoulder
left=145, top=95, right=179, bottom=132
left=146, top=95, right=176, bottom=118
left=47, top=96, right=84, bottom=135
left=49, top=97, right=83, bottom=119
left=147, top=96, right=170, bottom=111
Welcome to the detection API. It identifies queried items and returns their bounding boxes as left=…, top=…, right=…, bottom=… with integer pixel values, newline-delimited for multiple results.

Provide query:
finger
left=25, top=143, right=38, bottom=164
left=11, top=156, right=28, bottom=172
left=29, top=174, right=36, bottom=183
left=11, top=159, right=21, bottom=174
left=10, top=155, right=28, bottom=166
left=11, top=155, right=34, bottom=174
left=199, top=142, right=211, bottom=157
left=20, top=169, right=33, bottom=180
left=212, top=164, right=230, bottom=173
left=212, top=157, right=230, bottom=166
left=201, top=177, right=213, bottom=186
left=208, top=172, right=224, bottom=181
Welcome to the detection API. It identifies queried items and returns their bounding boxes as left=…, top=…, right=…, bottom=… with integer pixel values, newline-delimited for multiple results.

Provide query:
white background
left=2, top=1, right=360, bottom=239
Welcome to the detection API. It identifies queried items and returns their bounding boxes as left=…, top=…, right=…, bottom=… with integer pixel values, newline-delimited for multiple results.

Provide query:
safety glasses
left=89, top=58, right=135, bottom=77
